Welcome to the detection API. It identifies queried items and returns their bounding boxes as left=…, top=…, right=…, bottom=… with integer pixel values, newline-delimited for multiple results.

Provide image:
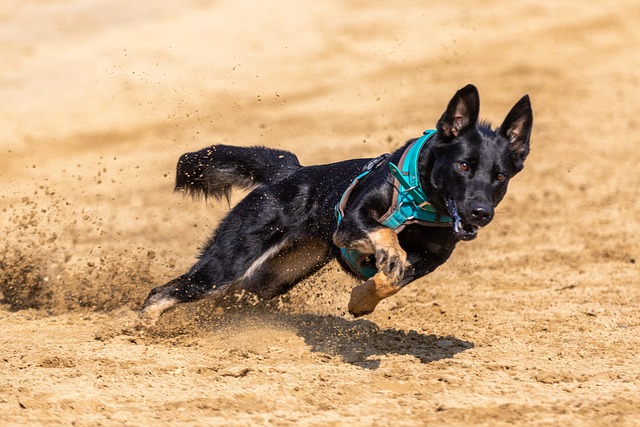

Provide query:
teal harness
left=335, top=130, right=452, bottom=279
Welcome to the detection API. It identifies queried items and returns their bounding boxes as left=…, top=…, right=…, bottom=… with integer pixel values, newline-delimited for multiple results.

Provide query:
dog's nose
left=470, top=205, right=493, bottom=224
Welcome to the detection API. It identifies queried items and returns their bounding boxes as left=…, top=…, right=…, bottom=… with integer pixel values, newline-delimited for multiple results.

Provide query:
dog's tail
left=174, top=144, right=302, bottom=202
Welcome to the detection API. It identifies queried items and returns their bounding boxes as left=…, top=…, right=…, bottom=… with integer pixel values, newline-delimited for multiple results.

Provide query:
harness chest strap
left=335, top=130, right=452, bottom=280
left=378, top=129, right=452, bottom=231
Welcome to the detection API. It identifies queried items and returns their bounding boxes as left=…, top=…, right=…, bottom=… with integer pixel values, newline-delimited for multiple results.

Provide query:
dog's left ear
left=437, top=84, right=480, bottom=139
left=499, top=95, right=533, bottom=162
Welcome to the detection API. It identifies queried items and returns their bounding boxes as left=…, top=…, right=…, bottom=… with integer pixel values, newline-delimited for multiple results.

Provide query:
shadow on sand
left=183, top=303, right=474, bottom=369
left=286, top=312, right=472, bottom=369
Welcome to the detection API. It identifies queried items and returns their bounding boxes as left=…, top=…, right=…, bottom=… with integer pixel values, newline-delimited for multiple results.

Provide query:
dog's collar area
left=379, top=130, right=453, bottom=230
left=387, top=132, right=433, bottom=208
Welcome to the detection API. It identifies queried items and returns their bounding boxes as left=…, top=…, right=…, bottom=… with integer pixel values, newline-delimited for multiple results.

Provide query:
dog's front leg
left=334, top=227, right=407, bottom=317
left=348, top=270, right=402, bottom=317
left=348, top=228, right=406, bottom=317
left=366, top=227, right=407, bottom=282
left=334, top=227, right=407, bottom=281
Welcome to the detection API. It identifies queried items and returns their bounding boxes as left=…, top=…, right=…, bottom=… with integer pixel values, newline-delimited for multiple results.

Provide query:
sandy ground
left=1, top=0, right=639, bottom=425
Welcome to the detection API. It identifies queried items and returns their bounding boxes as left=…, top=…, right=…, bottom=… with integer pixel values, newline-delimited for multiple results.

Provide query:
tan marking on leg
left=235, top=238, right=330, bottom=299
left=267, top=239, right=329, bottom=284
left=337, top=228, right=404, bottom=257
left=368, top=228, right=403, bottom=254
left=368, top=228, right=407, bottom=281
left=348, top=271, right=402, bottom=318
left=332, top=233, right=371, bottom=252
left=241, top=238, right=290, bottom=281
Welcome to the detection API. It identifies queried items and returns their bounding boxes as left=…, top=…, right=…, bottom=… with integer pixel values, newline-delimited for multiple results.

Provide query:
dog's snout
left=470, top=205, right=493, bottom=224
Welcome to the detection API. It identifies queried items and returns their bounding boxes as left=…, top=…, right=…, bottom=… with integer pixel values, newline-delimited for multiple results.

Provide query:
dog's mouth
left=446, top=198, right=479, bottom=241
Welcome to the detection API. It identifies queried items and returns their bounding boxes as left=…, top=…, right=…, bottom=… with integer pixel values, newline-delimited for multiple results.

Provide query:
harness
left=335, top=130, right=452, bottom=279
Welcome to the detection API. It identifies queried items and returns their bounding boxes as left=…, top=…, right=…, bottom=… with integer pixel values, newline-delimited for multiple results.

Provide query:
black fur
left=140, top=84, right=533, bottom=323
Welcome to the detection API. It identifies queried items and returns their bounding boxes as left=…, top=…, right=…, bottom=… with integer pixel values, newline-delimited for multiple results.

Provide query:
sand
left=1, top=0, right=639, bottom=425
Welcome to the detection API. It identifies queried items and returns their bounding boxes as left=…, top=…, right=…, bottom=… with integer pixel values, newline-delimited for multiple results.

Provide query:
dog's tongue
left=447, top=198, right=479, bottom=241
left=453, top=217, right=478, bottom=240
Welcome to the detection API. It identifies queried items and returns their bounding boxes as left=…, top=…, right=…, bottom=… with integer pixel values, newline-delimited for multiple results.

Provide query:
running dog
left=140, top=84, right=533, bottom=325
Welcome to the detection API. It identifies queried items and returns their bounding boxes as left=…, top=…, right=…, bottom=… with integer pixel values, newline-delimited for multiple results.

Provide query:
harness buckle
left=362, top=153, right=390, bottom=172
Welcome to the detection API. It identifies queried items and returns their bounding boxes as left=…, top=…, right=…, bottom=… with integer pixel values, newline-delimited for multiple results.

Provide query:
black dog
left=140, top=84, right=532, bottom=325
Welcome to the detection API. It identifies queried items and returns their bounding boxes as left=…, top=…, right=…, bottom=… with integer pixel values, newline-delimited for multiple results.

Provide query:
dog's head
left=425, top=84, right=533, bottom=241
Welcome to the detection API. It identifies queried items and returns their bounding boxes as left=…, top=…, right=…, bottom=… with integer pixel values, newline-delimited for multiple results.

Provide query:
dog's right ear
left=437, top=84, right=480, bottom=139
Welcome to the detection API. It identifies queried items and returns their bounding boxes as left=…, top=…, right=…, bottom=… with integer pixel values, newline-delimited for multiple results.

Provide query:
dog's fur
left=140, top=84, right=533, bottom=324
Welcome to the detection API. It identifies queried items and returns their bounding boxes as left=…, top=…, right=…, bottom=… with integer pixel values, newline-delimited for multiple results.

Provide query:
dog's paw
left=348, top=281, right=380, bottom=317
left=374, top=245, right=407, bottom=282
left=137, top=296, right=177, bottom=329
left=348, top=273, right=402, bottom=317
left=365, top=228, right=407, bottom=282
left=349, top=307, right=374, bottom=318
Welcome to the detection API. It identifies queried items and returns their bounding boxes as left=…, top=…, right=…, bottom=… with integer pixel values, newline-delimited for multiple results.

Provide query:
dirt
left=1, top=1, right=639, bottom=425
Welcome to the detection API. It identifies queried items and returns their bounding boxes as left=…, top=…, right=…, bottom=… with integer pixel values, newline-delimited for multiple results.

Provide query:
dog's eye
left=496, top=173, right=507, bottom=182
left=458, top=162, right=470, bottom=172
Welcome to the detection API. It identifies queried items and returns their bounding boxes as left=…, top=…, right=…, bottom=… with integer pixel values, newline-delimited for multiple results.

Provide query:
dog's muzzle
left=446, top=198, right=480, bottom=241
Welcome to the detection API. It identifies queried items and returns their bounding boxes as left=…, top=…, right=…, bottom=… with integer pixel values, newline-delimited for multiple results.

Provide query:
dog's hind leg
left=139, top=174, right=333, bottom=326
left=238, top=236, right=331, bottom=300
left=138, top=276, right=184, bottom=327
left=139, top=268, right=228, bottom=327
left=139, top=235, right=331, bottom=326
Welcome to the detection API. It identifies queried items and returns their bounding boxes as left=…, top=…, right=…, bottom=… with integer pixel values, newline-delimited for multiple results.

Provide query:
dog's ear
left=499, top=94, right=533, bottom=161
left=437, top=84, right=480, bottom=139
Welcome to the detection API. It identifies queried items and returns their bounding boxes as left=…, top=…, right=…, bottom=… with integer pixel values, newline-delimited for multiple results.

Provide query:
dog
left=140, top=84, right=533, bottom=325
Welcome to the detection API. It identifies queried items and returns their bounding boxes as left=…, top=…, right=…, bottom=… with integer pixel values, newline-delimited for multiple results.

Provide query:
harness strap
left=335, top=130, right=451, bottom=279
left=334, top=154, right=389, bottom=280
left=379, top=130, right=452, bottom=231
left=334, top=153, right=389, bottom=224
